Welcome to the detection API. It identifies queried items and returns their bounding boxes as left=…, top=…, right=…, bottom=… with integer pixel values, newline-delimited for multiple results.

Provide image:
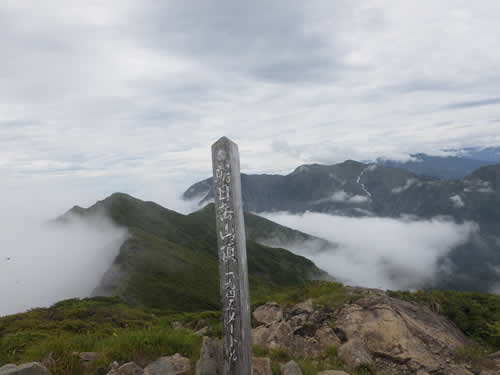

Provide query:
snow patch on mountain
left=356, top=167, right=373, bottom=198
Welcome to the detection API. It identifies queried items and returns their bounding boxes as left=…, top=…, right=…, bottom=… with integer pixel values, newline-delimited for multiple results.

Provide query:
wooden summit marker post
left=212, top=137, right=252, bottom=375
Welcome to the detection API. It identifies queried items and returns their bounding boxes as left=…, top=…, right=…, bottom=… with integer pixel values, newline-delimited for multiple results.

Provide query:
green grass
left=0, top=281, right=355, bottom=375
left=252, top=280, right=357, bottom=311
left=0, top=297, right=205, bottom=374
left=454, top=344, right=496, bottom=370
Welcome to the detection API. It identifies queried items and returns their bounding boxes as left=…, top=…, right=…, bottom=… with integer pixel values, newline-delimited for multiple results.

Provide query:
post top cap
left=212, top=136, right=237, bottom=149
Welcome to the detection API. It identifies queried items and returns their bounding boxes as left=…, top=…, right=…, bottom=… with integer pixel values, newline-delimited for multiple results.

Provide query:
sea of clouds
left=262, top=211, right=478, bottom=290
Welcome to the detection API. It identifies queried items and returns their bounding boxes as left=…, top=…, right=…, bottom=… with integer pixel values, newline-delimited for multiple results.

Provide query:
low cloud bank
left=262, top=212, right=478, bottom=290
left=0, top=212, right=127, bottom=316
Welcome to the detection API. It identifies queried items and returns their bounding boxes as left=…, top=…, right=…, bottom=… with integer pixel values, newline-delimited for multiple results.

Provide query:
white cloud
left=262, top=211, right=478, bottom=290
left=0, top=1, right=499, bottom=202
left=0, top=212, right=127, bottom=316
left=330, top=191, right=350, bottom=202
left=450, top=194, right=465, bottom=208
left=316, top=190, right=370, bottom=204
left=392, top=178, right=420, bottom=193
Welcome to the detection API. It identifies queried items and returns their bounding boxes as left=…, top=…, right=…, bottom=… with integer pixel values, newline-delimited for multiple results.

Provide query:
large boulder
left=252, top=357, right=272, bottom=375
left=337, top=338, right=373, bottom=369
left=280, top=361, right=303, bottom=375
left=290, top=299, right=314, bottom=315
left=253, top=302, right=283, bottom=326
left=143, top=358, right=176, bottom=375
left=0, top=363, right=51, bottom=375
left=252, top=301, right=339, bottom=357
left=164, top=354, right=192, bottom=375
left=335, top=295, right=468, bottom=373
left=195, top=337, right=223, bottom=375
left=315, top=325, right=341, bottom=348
left=252, top=321, right=295, bottom=351
left=115, top=362, right=143, bottom=375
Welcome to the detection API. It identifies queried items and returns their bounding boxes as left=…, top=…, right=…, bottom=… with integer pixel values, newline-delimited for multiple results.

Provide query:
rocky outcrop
left=251, top=292, right=490, bottom=375
left=163, top=354, right=192, bottom=375
left=253, top=302, right=283, bottom=326
left=252, top=357, right=272, bottom=375
left=143, top=358, right=176, bottom=375
left=0, top=363, right=51, bottom=375
left=195, top=336, right=223, bottom=375
left=280, top=360, right=303, bottom=375
left=335, top=294, right=469, bottom=374
left=252, top=299, right=340, bottom=357
left=337, top=338, right=373, bottom=368
left=109, top=362, right=143, bottom=375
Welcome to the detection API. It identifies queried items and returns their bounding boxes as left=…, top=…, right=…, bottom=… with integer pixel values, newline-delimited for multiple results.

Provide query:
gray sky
left=2, top=1, right=500, bottom=212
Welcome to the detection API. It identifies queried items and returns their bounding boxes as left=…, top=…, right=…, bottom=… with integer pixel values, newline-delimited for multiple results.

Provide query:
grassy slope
left=4, top=281, right=500, bottom=375
left=3, top=282, right=500, bottom=374
left=0, top=281, right=363, bottom=375
left=62, top=193, right=326, bottom=312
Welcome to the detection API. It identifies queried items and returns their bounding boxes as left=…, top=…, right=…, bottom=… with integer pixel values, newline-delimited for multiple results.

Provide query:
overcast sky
left=2, top=1, right=500, bottom=213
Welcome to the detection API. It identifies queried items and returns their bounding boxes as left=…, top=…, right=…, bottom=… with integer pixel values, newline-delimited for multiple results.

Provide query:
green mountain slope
left=61, top=193, right=329, bottom=312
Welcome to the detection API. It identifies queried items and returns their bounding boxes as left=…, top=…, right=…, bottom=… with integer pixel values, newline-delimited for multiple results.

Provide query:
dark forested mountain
left=59, top=193, right=329, bottom=311
left=184, top=162, right=500, bottom=293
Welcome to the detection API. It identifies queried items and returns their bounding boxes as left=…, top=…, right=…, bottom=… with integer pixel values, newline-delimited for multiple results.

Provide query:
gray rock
left=447, top=367, right=474, bottom=375
left=337, top=339, right=373, bottom=369
left=290, top=299, right=314, bottom=315
left=253, top=302, right=283, bottom=326
left=144, top=358, right=176, bottom=375
left=315, top=325, right=341, bottom=348
left=317, top=371, right=350, bottom=375
left=252, top=357, right=272, bottom=375
left=280, top=360, right=303, bottom=375
left=195, top=336, right=223, bottom=375
left=0, top=366, right=18, bottom=373
left=117, top=362, right=143, bottom=375
left=164, top=353, right=192, bottom=375
left=0, top=363, right=51, bottom=375
left=252, top=321, right=294, bottom=351
left=488, top=350, right=500, bottom=359
left=109, top=361, right=120, bottom=370
left=77, top=352, right=99, bottom=367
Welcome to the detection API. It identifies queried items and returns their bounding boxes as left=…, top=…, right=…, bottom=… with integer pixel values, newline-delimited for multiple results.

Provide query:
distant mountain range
left=378, top=153, right=492, bottom=180
left=377, top=146, right=500, bottom=180
left=455, top=146, right=500, bottom=163
left=184, top=161, right=500, bottom=293
left=58, top=193, right=329, bottom=311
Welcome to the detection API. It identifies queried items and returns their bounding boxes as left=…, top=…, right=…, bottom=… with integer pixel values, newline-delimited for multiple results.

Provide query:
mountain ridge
left=60, top=192, right=330, bottom=311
